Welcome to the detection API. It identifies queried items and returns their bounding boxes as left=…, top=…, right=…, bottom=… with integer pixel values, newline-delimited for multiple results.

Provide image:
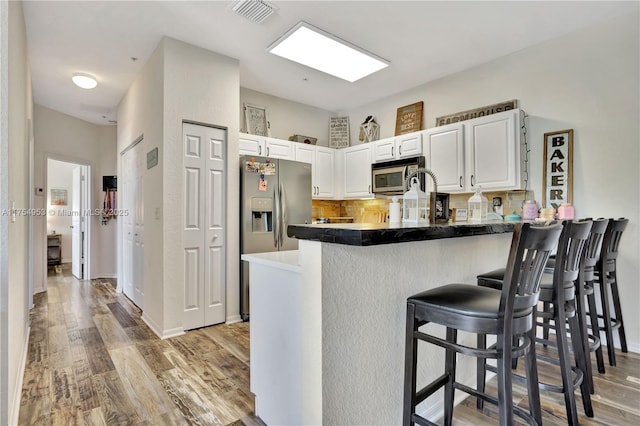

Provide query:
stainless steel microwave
left=371, top=156, right=425, bottom=195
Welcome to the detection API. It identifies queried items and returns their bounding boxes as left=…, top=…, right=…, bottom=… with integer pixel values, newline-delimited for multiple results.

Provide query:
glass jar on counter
left=522, top=200, right=538, bottom=221
left=557, top=203, right=575, bottom=220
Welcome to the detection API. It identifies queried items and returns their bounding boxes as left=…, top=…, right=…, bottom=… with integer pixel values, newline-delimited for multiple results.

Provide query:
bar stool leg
left=575, top=281, right=595, bottom=394
left=496, top=332, right=514, bottom=426
left=568, top=303, right=594, bottom=417
left=476, top=334, right=487, bottom=410
left=444, top=327, right=457, bottom=426
left=610, top=270, right=628, bottom=353
left=555, top=301, right=580, bottom=425
left=403, top=304, right=418, bottom=426
left=525, top=311, right=543, bottom=426
left=599, top=277, right=617, bottom=366
left=586, top=287, right=606, bottom=373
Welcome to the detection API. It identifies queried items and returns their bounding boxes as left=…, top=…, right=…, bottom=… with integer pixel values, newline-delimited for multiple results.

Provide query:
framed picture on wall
left=50, top=189, right=67, bottom=206
left=244, top=103, right=271, bottom=137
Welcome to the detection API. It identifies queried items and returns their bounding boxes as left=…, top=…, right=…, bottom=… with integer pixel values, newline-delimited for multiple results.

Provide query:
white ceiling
left=23, top=1, right=638, bottom=125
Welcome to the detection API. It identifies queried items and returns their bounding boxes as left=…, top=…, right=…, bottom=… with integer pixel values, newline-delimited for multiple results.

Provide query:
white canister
left=389, top=196, right=401, bottom=224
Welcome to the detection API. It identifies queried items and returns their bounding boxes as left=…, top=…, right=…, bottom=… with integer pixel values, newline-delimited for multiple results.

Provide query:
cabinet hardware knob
left=459, top=176, right=463, bottom=188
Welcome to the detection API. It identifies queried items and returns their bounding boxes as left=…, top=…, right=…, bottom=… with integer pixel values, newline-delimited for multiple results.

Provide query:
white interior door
left=71, top=166, right=82, bottom=279
left=183, top=123, right=226, bottom=330
left=122, top=141, right=144, bottom=308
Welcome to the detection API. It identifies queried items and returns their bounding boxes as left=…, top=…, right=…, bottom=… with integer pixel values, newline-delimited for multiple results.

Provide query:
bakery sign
left=543, top=129, right=573, bottom=209
left=435, top=99, right=517, bottom=126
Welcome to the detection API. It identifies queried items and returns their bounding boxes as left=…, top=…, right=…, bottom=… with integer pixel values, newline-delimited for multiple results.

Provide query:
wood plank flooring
left=19, top=266, right=259, bottom=426
left=19, top=265, right=640, bottom=425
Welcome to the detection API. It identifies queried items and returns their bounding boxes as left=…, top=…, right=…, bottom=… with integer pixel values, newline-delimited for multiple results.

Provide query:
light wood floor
left=19, top=265, right=640, bottom=425
left=19, top=265, right=258, bottom=425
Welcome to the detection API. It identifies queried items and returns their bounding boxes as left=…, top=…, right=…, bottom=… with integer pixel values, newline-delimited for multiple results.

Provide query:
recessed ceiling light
left=267, top=21, right=389, bottom=83
left=72, top=73, right=98, bottom=89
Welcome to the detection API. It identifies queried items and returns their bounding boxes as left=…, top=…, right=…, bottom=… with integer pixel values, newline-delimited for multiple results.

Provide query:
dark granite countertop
left=287, top=221, right=518, bottom=246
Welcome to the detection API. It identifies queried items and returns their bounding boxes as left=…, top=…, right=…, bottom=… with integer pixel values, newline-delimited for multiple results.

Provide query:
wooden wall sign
left=435, top=99, right=517, bottom=126
left=543, top=129, right=573, bottom=209
left=395, top=101, right=423, bottom=135
left=329, top=116, right=350, bottom=148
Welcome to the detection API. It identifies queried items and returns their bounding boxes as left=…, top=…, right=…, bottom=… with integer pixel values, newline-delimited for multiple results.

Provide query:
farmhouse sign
left=435, top=100, right=517, bottom=126
left=543, top=129, right=573, bottom=209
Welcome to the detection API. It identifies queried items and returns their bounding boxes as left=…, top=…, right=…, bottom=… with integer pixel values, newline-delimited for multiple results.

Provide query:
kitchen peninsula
left=242, top=222, right=517, bottom=425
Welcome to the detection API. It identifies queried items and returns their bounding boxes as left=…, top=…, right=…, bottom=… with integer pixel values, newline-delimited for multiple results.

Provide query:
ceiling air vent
left=232, top=0, right=277, bottom=24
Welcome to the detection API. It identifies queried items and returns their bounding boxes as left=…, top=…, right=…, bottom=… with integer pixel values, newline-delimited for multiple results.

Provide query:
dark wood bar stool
left=403, top=222, right=562, bottom=426
left=594, top=218, right=629, bottom=366
left=576, top=218, right=609, bottom=389
left=476, top=220, right=594, bottom=425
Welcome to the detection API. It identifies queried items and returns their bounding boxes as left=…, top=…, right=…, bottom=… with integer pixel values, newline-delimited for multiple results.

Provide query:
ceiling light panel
left=268, top=22, right=389, bottom=83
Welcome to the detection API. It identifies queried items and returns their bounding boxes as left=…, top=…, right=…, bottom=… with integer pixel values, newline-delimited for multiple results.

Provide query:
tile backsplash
left=313, top=190, right=535, bottom=223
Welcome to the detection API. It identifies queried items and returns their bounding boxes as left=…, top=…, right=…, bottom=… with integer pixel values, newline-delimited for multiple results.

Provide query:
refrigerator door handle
left=273, top=181, right=280, bottom=249
left=279, top=183, right=287, bottom=247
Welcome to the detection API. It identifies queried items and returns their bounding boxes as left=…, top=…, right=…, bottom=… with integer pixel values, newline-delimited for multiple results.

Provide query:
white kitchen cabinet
left=239, top=133, right=295, bottom=159
left=424, top=109, right=525, bottom=193
left=372, top=137, right=396, bottom=162
left=314, top=146, right=335, bottom=198
left=239, top=133, right=265, bottom=156
left=424, top=123, right=465, bottom=193
left=294, top=144, right=335, bottom=199
left=343, top=144, right=373, bottom=198
left=396, top=132, right=423, bottom=159
left=372, top=132, right=423, bottom=163
left=465, top=109, right=523, bottom=191
left=264, top=137, right=294, bottom=159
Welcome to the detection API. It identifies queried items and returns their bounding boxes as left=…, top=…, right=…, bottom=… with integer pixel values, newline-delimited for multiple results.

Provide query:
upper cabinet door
left=466, top=110, right=521, bottom=191
left=343, top=144, right=373, bottom=198
left=396, top=132, right=423, bottom=159
left=314, top=146, right=335, bottom=199
left=424, top=124, right=465, bottom=193
left=372, top=137, right=396, bottom=163
left=239, top=133, right=265, bottom=156
left=264, top=137, right=294, bottom=159
left=294, top=143, right=315, bottom=164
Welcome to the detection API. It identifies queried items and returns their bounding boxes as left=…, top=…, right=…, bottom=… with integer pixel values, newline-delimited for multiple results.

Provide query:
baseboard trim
left=93, top=273, right=117, bottom=279
left=141, top=313, right=185, bottom=340
left=10, top=326, right=30, bottom=426
left=226, top=314, right=242, bottom=325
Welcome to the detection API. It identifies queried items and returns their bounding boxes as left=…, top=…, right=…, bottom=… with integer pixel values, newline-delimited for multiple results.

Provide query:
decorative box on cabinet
left=47, top=234, right=62, bottom=267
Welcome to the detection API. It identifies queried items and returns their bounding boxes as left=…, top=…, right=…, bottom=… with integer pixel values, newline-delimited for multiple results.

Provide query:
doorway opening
left=45, top=158, right=91, bottom=282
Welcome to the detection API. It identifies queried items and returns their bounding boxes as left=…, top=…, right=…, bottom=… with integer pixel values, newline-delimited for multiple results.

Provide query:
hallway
left=18, top=266, right=256, bottom=425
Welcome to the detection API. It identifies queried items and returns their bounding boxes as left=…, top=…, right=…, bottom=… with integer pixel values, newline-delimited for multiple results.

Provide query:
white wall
left=46, top=159, right=76, bottom=262
left=117, top=37, right=240, bottom=337
left=2, top=1, right=33, bottom=424
left=342, top=12, right=640, bottom=350
left=240, top=87, right=335, bottom=146
left=33, top=105, right=118, bottom=287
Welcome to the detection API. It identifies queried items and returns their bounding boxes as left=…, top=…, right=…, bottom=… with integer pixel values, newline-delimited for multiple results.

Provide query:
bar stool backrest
left=601, top=218, right=629, bottom=263
left=554, top=220, right=593, bottom=287
left=582, top=218, right=609, bottom=270
left=505, top=222, right=563, bottom=315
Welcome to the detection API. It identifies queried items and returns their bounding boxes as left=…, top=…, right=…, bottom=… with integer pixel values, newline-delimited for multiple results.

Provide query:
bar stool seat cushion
left=409, top=284, right=533, bottom=334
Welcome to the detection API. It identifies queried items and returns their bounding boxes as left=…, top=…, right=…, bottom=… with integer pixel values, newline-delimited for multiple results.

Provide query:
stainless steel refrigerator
left=240, top=156, right=312, bottom=320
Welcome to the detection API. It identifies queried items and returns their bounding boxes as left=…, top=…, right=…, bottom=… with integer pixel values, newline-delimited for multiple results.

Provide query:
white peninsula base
left=244, top=230, right=513, bottom=425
